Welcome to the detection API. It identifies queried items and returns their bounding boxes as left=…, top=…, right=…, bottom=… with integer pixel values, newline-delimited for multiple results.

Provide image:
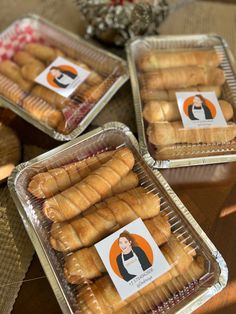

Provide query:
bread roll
left=64, top=214, right=170, bottom=283
left=78, top=236, right=196, bottom=313
left=138, top=50, right=221, bottom=71
left=80, top=79, right=111, bottom=104
left=143, top=99, right=233, bottom=123
left=73, top=59, right=103, bottom=86
left=0, top=73, right=25, bottom=104
left=22, top=95, right=63, bottom=128
left=50, top=187, right=161, bottom=251
left=140, top=85, right=222, bottom=102
left=116, top=256, right=205, bottom=314
left=28, top=150, right=115, bottom=198
left=155, top=141, right=236, bottom=160
left=46, top=48, right=66, bottom=64
left=43, top=148, right=135, bottom=221
left=13, top=51, right=44, bottom=67
left=147, top=121, right=236, bottom=146
left=24, top=43, right=56, bottom=62
left=0, top=61, right=33, bottom=91
left=21, top=63, right=45, bottom=82
left=142, top=66, right=225, bottom=90
left=29, top=166, right=137, bottom=200
left=31, top=85, right=67, bottom=110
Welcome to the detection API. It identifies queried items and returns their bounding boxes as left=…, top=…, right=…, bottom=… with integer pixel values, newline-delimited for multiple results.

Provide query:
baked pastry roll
left=142, top=66, right=225, bottom=90
left=147, top=121, right=236, bottom=146
left=0, top=60, right=33, bottom=91
left=22, top=95, right=63, bottom=128
left=140, top=85, right=222, bottom=102
left=78, top=236, right=196, bottom=313
left=43, top=148, right=135, bottom=221
left=0, top=73, right=25, bottom=104
left=64, top=214, right=171, bottom=283
left=50, top=187, right=160, bottom=251
left=28, top=150, right=115, bottom=198
left=24, top=43, right=56, bottom=62
left=143, top=99, right=233, bottom=123
left=138, top=50, right=221, bottom=71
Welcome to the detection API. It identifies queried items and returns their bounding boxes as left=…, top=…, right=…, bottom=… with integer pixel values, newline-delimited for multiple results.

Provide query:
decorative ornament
left=77, top=0, right=170, bottom=46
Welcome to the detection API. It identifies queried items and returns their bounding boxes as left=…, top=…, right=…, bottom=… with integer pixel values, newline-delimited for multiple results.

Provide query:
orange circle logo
left=183, top=95, right=216, bottom=119
left=109, top=233, right=153, bottom=279
left=47, top=64, right=77, bottom=88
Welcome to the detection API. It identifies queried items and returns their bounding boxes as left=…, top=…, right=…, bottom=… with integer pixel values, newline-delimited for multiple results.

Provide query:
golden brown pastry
left=73, top=59, right=103, bottom=86
left=74, top=82, right=90, bottom=96
left=31, top=85, right=67, bottom=110
left=80, top=79, right=112, bottom=104
left=155, top=141, right=236, bottom=160
left=142, top=66, right=225, bottom=90
left=138, top=50, right=221, bottom=71
left=109, top=171, right=139, bottom=195
left=116, top=256, right=205, bottom=314
left=24, top=43, right=56, bottom=62
left=143, top=99, right=233, bottom=123
left=55, top=117, right=71, bottom=135
left=50, top=187, right=161, bottom=251
left=54, top=48, right=66, bottom=58
left=43, top=148, right=135, bottom=221
left=147, top=121, right=236, bottom=146
left=22, top=95, right=63, bottom=128
left=46, top=48, right=66, bottom=64
left=164, top=255, right=205, bottom=293
left=0, top=60, right=34, bottom=91
left=64, top=214, right=170, bottom=283
left=28, top=150, right=115, bottom=198
left=0, top=73, right=25, bottom=103
left=13, top=51, right=44, bottom=67
left=21, top=63, right=45, bottom=82
left=140, top=85, right=222, bottom=102
left=50, top=207, right=118, bottom=252
left=78, top=236, right=196, bottom=313
left=29, top=166, right=137, bottom=200
left=0, top=123, right=21, bottom=181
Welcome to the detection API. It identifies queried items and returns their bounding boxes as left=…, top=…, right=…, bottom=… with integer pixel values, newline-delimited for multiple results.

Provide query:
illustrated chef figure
left=116, top=231, right=152, bottom=282
left=188, top=94, right=213, bottom=120
left=49, top=66, right=77, bottom=88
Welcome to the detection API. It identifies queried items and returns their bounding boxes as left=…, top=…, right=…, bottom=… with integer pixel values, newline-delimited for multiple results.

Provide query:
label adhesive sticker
left=95, top=218, right=170, bottom=300
left=34, top=56, right=90, bottom=98
left=176, top=92, right=227, bottom=129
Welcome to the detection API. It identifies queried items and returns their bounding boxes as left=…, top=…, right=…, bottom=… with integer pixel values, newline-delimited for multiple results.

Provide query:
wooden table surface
left=2, top=0, right=236, bottom=313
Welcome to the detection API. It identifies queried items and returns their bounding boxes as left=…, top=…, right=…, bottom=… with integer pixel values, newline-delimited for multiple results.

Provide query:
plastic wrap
left=0, top=15, right=128, bottom=141
left=8, top=122, right=227, bottom=314
left=126, top=34, right=236, bottom=168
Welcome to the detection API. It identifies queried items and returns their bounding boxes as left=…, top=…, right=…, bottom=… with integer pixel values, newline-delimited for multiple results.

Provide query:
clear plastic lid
left=8, top=122, right=227, bottom=314
left=0, top=15, right=128, bottom=141
left=126, top=34, right=236, bottom=168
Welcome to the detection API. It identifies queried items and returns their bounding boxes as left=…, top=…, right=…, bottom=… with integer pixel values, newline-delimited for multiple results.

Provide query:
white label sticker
left=176, top=92, right=227, bottom=129
left=34, top=56, right=90, bottom=98
left=95, top=218, right=170, bottom=300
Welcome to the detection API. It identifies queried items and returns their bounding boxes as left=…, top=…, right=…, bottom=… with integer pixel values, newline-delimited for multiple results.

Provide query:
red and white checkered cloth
left=0, top=18, right=41, bottom=61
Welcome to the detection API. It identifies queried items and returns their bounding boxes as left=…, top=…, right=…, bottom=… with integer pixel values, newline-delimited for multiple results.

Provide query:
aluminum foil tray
left=0, top=15, right=128, bottom=141
left=8, top=122, right=227, bottom=313
left=126, top=34, right=236, bottom=168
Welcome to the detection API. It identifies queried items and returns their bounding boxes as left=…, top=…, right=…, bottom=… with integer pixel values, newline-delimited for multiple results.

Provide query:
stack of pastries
left=137, top=49, right=236, bottom=159
left=0, top=42, right=110, bottom=134
left=27, top=147, right=205, bottom=313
